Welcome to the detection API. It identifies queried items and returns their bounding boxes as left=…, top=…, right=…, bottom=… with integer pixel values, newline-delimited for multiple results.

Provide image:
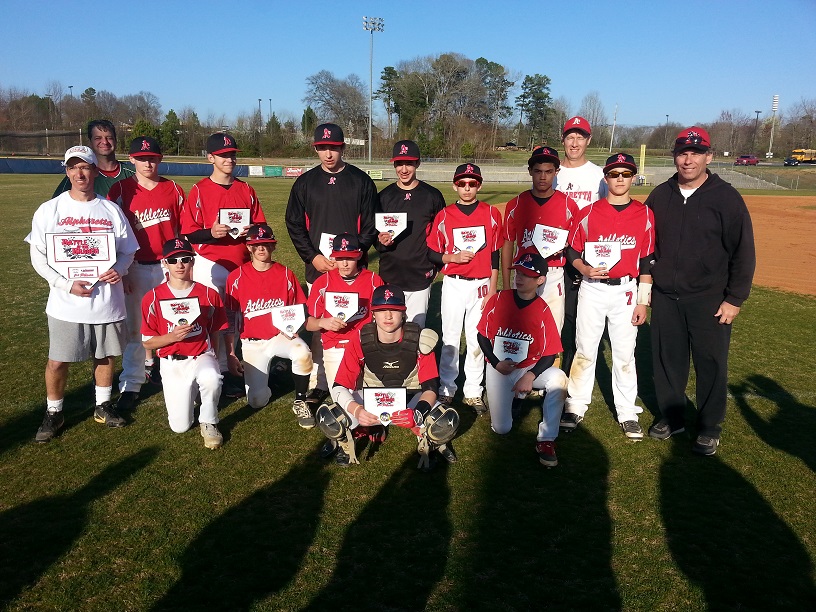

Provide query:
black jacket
left=645, top=171, right=755, bottom=306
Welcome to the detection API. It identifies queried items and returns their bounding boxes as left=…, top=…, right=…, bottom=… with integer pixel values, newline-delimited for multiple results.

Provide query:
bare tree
left=579, top=91, right=609, bottom=146
left=303, top=70, right=368, bottom=138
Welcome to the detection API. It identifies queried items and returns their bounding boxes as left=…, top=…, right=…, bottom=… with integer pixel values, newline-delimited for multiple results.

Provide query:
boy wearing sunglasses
left=427, top=164, right=503, bottom=413
left=560, top=153, right=654, bottom=439
left=141, top=238, right=228, bottom=449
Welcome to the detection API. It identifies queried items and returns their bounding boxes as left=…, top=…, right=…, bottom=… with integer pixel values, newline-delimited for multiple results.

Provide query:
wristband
left=637, top=282, right=652, bottom=306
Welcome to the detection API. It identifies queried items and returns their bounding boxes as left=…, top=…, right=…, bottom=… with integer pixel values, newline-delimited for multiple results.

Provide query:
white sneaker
left=200, top=423, right=223, bottom=449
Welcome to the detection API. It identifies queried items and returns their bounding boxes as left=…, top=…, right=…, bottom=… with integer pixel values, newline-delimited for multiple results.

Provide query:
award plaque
left=492, top=336, right=531, bottom=363
left=324, top=292, right=358, bottom=321
left=584, top=241, right=622, bottom=270
left=159, top=297, right=201, bottom=327
left=453, top=226, right=486, bottom=253
left=532, top=224, right=569, bottom=259
left=375, top=212, right=407, bottom=239
left=46, top=232, right=116, bottom=286
left=271, top=305, right=306, bottom=339
left=218, top=208, right=250, bottom=239
left=363, top=388, right=408, bottom=425
left=319, top=232, right=337, bottom=258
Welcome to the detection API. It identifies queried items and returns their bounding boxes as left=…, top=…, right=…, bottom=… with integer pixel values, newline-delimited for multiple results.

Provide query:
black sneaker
left=620, top=420, right=644, bottom=440
left=437, top=441, right=458, bottom=464
left=146, top=362, right=162, bottom=386
left=648, top=419, right=685, bottom=440
left=334, top=445, right=351, bottom=468
left=692, top=435, right=720, bottom=456
left=94, top=401, right=126, bottom=427
left=559, top=412, right=583, bottom=431
left=292, top=399, right=315, bottom=429
left=117, top=391, right=139, bottom=413
left=222, top=374, right=245, bottom=399
left=35, top=410, right=65, bottom=443
left=305, top=387, right=329, bottom=407
left=319, top=438, right=338, bottom=459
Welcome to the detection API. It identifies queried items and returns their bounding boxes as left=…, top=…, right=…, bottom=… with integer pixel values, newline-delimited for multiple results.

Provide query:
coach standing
left=645, top=126, right=755, bottom=455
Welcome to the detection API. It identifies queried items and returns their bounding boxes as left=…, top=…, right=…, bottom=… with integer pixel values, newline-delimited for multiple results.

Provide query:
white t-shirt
left=25, top=191, right=138, bottom=324
left=555, top=161, right=607, bottom=209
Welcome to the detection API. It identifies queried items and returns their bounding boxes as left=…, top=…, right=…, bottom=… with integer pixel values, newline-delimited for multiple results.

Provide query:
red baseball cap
left=562, top=116, right=592, bottom=137
left=673, top=126, right=711, bottom=152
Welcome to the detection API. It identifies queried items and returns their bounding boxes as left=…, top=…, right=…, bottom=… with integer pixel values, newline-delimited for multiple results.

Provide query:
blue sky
left=3, top=0, right=814, bottom=128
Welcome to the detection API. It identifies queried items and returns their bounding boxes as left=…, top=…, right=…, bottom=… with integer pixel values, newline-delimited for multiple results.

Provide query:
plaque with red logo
left=159, top=297, right=201, bottom=327
left=584, top=241, right=621, bottom=270
left=492, top=336, right=530, bottom=363
left=46, top=232, right=116, bottom=286
left=375, top=212, right=407, bottom=239
left=363, top=388, right=407, bottom=425
left=324, top=291, right=358, bottom=322
left=218, top=208, right=250, bottom=239
left=452, top=226, right=486, bottom=253
left=271, top=305, right=306, bottom=339
left=532, top=224, right=569, bottom=259
left=319, top=232, right=337, bottom=258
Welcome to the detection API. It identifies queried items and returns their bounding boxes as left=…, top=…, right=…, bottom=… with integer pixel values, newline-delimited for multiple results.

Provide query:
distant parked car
left=734, top=155, right=759, bottom=166
left=784, top=157, right=800, bottom=166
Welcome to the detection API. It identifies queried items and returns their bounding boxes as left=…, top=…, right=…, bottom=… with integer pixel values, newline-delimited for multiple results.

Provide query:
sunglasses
left=165, top=256, right=194, bottom=264
left=455, top=180, right=480, bottom=188
left=606, top=171, right=635, bottom=179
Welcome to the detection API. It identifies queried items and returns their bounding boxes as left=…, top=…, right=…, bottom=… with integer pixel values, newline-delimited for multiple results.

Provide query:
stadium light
left=767, top=95, right=779, bottom=158
left=363, top=16, right=384, bottom=163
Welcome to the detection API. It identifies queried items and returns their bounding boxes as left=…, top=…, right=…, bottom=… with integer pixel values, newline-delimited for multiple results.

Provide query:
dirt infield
left=493, top=195, right=816, bottom=297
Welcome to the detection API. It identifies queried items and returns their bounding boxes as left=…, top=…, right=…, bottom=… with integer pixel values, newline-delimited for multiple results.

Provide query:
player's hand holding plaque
left=532, top=224, right=569, bottom=258
left=46, top=232, right=116, bottom=287
left=271, top=304, right=306, bottom=339
left=159, top=297, right=201, bottom=327
left=363, top=388, right=407, bottom=425
left=453, top=226, right=486, bottom=253
left=584, top=241, right=622, bottom=271
left=218, top=208, right=250, bottom=239
left=375, top=212, right=408, bottom=239
left=324, top=291, right=358, bottom=323
left=493, top=335, right=531, bottom=363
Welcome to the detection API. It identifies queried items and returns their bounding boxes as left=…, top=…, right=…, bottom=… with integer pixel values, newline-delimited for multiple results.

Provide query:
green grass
left=1, top=174, right=814, bottom=611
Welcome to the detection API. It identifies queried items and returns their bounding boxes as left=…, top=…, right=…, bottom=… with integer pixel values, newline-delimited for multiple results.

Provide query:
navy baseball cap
left=513, top=252, right=549, bottom=278
left=604, top=152, right=638, bottom=174
left=246, top=224, right=277, bottom=244
left=129, top=136, right=162, bottom=157
left=453, top=162, right=482, bottom=184
left=314, top=123, right=345, bottom=146
left=673, top=126, right=711, bottom=153
left=207, top=133, right=239, bottom=155
left=528, top=146, right=560, bottom=168
left=391, top=140, right=420, bottom=162
left=163, top=238, right=195, bottom=258
left=330, top=233, right=362, bottom=259
left=371, top=284, right=407, bottom=311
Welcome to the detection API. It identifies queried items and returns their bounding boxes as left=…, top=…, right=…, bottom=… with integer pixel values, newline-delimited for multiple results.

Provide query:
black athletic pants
left=650, top=290, right=732, bottom=437
left=560, top=262, right=581, bottom=375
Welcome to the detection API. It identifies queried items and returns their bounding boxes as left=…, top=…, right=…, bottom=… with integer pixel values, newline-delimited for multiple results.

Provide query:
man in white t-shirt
left=554, top=116, right=607, bottom=379
left=26, top=145, right=138, bottom=442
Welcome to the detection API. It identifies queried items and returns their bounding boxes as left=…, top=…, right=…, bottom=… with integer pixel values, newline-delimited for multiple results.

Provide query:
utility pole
left=363, top=16, right=384, bottom=162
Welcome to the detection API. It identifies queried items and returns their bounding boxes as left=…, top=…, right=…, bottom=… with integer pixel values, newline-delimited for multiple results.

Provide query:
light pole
left=608, top=103, right=618, bottom=153
left=258, top=98, right=263, bottom=159
left=68, top=85, right=73, bottom=97
left=664, top=114, right=669, bottom=150
left=268, top=98, right=272, bottom=121
left=363, top=16, right=384, bottom=163
left=767, top=95, right=779, bottom=158
left=752, top=110, right=761, bottom=154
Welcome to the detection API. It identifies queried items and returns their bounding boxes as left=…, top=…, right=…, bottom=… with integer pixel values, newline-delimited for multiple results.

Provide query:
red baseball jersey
left=141, top=282, right=228, bottom=358
left=180, top=177, right=266, bottom=271
left=307, top=268, right=384, bottom=349
left=568, top=198, right=655, bottom=279
left=478, top=290, right=562, bottom=369
left=225, top=261, right=307, bottom=340
left=107, top=176, right=184, bottom=262
left=503, top=190, right=580, bottom=268
left=334, top=330, right=439, bottom=391
left=428, top=201, right=503, bottom=278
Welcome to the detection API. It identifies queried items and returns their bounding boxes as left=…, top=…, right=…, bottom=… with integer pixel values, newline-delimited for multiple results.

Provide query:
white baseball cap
left=63, top=145, right=98, bottom=166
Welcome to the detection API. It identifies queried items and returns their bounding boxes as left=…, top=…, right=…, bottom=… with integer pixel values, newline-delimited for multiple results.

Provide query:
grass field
left=0, top=174, right=814, bottom=611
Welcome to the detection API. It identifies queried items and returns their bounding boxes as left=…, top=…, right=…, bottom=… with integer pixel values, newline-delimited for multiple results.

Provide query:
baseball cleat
left=559, top=412, right=583, bottom=431
left=536, top=441, right=558, bottom=467
left=200, top=423, right=223, bottom=449
left=647, top=419, right=685, bottom=440
left=334, top=445, right=352, bottom=467
left=292, top=399, right=315, bottom=429
left=620, top=420, right=644, bottom=440
left=94, top=401, right=126, bottom=427
left=692, top=435, right=720, bottom=456
left=305, top=387, right=329, bottom=407
left=117, top=391, right=139, bottom=413
left=463, top=396, right=488, bottom=415
left=437, top=394, right=453, bottom=407
left=319, top=438, right=338, bottom=459
left=437, top=441, right=458, bottom=464
left=35, top=410, right=65, bottom=443
left=221, top=375, right=245, bottom=399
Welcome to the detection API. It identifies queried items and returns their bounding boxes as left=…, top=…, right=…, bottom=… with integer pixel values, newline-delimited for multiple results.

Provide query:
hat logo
left=573, top=118, right=581, bottom=125
left=223, top=136, right=230, bottom=146
left=400, top=144, right=408, bottom=155
left=175, top=239, right=184, bottom=249
left=141, top=140, right=150, bottom=151
left=341, top=238, right=349, bottom=250
left=685, top=130, right=702, bottom=144
left=323, top=128, right=331, bottom=140
left=258, top=228, right=266, bottom=238
left=617, top=154, right=626, bottom=163
left=523, top=254, right=532, bottom=263
left=384, top=289, right=393, bottom=301
left=466, top=164, right=474, bottom=174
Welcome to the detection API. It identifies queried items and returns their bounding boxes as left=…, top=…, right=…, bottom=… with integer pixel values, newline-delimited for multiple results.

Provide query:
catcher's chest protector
left=361, top=322, right=421, bottom=389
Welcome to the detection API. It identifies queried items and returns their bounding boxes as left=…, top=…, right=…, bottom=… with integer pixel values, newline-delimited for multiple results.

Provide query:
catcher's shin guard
left=316, top=402, right=359, bottom=465
left=417, top=404, right=460, bottom=470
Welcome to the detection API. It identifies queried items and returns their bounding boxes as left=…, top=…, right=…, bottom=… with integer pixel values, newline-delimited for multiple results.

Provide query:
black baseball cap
left=528, top=146, right=560, bottom=168
left=513, top=252, right=549, bottom=277
left=371, top=284, right=407, bottom=311
left=246, top=223, right=277, bottom=244
left=163, top=238, right=195, bottom=258
left=129, top=136, right=162, bottom=157
left=314, top=123, right=344, bottom=146
left=391, top=140, right=420, bottom=162
left=207, top=133, right=239, bottom=155
left=453, top=162, right=482, bottom=183
left=603, top=152, right=638, bottom=174
left=330, top=233, right=362, bottom=259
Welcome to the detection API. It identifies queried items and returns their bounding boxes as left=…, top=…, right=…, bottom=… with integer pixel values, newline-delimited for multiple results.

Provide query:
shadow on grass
left=0, top=447, right=158, bottom=607
left=659, top=443, right=816, bottom=608
left=152, top=456, right=330, bottom=611
left=452, top=426, right=621, bottom=609
left=731, top=374, right=816, bottom=472
left=303, top=454, right=451, bottom=611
